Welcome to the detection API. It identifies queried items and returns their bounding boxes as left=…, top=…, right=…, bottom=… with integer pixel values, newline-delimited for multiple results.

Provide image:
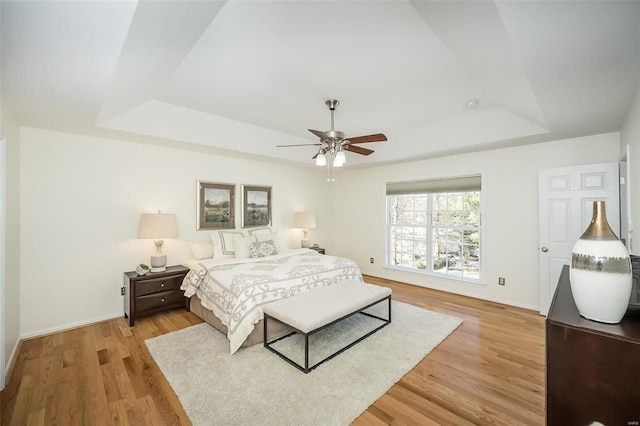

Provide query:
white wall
left=1, top=104, right=20, bottom=384
left=19, top=127, right=333, bottom=337
left=621, top=86, right=640, bottom=255
left=0, top=0, right=5, bottom=387
left=13, top=126, right=627, bottom=335
left=332, top=133, right=621, bottom=310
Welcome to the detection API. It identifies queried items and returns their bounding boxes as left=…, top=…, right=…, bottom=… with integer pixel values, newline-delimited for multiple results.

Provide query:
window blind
left=386, top=175, right=481, bottom=195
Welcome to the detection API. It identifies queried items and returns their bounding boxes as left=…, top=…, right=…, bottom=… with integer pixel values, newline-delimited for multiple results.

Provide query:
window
left=386, top=176, right=481, bottom=281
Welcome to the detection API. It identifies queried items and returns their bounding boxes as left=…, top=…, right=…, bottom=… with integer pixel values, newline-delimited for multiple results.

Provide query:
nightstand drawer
left=135, top=274, right=183, bottom=297
left=136, top=289, right=185, bottom=313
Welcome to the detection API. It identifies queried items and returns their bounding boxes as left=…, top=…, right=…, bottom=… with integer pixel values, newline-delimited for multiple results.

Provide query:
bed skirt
left=189, top=295, right=292, bottom=348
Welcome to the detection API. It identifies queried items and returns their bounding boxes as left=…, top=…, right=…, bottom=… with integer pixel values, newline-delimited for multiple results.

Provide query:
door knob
left=541, top=247, right=549, bottom=252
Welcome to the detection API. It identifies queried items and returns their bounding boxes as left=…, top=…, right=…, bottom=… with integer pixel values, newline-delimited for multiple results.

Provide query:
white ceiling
left=3, top=0, right=640, bottom=168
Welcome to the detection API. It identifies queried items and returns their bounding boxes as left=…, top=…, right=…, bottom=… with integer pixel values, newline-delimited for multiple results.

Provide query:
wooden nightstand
left=124, top=265, right=190, bottom=326
left=310, top=247, right=326, bottom=254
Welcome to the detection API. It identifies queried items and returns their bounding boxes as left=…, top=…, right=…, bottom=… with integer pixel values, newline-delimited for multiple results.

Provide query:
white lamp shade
left=334, top=151, right=346, bottom=167
left=315, top=153, right=327, bottom=166
left=138, top=212, right=178, bottom=239
left=294, top=212, right=317, bottom=229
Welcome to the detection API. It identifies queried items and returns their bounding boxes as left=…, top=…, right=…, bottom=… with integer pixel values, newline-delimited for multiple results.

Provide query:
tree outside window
left=388, top=191, right=481, bottom=281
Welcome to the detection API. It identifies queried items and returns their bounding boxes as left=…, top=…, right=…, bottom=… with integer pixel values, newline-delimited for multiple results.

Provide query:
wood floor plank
left=383, top=384, right=476, bottom=426
left=50, top=380, right=79, bottom=426
left=361, top=404, right=394, bottom=425
left=25, top=408, right=45, bottom=426
left=352, top=410, right=388, bottom=426
left=1, top=278, right=545, bottom=425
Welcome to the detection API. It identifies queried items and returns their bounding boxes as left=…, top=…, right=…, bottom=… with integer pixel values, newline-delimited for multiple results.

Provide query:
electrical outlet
left=498, top=277, right=505, bottom=286
left=121, top=286, right=125, bottom=296
left=370, top=257, right=374, bottom=264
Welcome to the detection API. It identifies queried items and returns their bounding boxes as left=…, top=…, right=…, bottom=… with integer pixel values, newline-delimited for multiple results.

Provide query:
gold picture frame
left=197, top=181, right=235, bottom=230
left=242, top=185, right=272, bottom=228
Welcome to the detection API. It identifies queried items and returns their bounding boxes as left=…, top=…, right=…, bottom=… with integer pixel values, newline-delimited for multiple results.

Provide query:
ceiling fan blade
left=346, top=133, right=387, bottom=144
left=344, top=144, right=374, bottom=156
left=277, top=143, right=322, bottom=147
left=308, top=129, right=328, bottom=139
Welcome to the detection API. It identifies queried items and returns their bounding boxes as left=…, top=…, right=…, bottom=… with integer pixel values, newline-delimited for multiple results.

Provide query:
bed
left=181, top=248, right=363, bottom=353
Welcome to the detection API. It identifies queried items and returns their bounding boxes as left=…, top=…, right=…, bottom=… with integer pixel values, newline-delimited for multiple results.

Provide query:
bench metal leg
left=305, top=334, right=309, bottom=371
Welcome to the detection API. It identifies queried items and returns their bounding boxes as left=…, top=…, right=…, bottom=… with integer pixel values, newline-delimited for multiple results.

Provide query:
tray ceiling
left=3, top=1, right=639, bottom=167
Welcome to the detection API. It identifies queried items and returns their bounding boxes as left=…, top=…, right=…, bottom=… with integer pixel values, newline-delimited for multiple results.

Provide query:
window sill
left=384, top=264, right=485, bottom=286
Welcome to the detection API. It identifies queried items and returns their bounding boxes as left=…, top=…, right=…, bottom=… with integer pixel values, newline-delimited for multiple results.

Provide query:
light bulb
left=334, top=151, right=346, bottom=167
left=315, top=153, right=326, bottom=166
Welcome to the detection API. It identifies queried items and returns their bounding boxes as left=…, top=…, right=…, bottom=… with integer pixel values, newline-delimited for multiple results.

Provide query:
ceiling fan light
left=315, top=153, right=326, bottom=166
left=334, top=151, right=346, bottom=167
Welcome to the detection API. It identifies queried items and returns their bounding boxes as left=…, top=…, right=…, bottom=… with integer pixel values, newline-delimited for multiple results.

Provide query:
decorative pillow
left=248, top=227, right=272, bottom=237
left=233, top=234, right=255, bottom=259
left=255, top=231, right=280, bottom=251
left=249, top=239, right=278, bottom=258
left=210, top=230, right=246, bottom=258
left=187, top=240, right=214, bottom=260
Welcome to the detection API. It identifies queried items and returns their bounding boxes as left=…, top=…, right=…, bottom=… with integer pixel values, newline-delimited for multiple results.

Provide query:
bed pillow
left=210, top=230, right=246, bottom=258
left=187, top=240, right=215, bottom=260
left=233, top=234, right=255, bottom=259
left=247, top=227, right=272, bottom=237
left=249, top=239, right=278, bottom=258
left=255, top=231, right=281, bottom=251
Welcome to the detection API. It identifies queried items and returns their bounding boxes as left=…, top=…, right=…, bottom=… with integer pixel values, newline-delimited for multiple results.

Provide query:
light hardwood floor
left=1, top=276, right=546, bottom=425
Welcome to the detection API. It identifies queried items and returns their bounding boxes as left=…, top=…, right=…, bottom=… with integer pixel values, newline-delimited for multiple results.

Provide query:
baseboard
left=19, top=311, right=124, bottom=340
left=4, top=336, right=21, bottom=388
left=362, top=273, right=540, bottom=313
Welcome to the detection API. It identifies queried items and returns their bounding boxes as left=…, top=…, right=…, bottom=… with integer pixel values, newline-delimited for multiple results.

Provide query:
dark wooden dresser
left=546, top=265, right=640, bottom=425
left=124, top=265, right=190, bottom=326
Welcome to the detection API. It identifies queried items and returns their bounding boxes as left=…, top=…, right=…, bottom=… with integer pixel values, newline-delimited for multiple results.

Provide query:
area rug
left=145, top=300, right=462, bottom=426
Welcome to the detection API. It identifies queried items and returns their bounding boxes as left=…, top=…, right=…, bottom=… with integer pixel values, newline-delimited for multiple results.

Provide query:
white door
left=538, top=162, right=620, bottom=315
left=619, top=145, right=633, bottom=251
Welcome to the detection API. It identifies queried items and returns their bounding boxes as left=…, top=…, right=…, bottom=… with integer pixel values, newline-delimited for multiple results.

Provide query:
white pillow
left=187, top=240, right=215, bottom=260
left=233, top=234, right=255, bottom=259
left=249, top=239, right=278, bottom=258
left=248, top=227, right=272, bottom=237
left=210, top=230, right=246, bottom=258
left=255, top=231, right=281, bottom=251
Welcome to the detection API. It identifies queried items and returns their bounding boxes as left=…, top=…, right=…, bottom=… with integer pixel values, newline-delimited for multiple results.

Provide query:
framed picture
left=242, top=185, right=272, bottom=228
left=197, top=181, right=235, bottom=230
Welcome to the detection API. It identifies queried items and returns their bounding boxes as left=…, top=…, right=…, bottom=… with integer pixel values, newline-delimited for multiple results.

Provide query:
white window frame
left=385, top=176, right=483, bottom=284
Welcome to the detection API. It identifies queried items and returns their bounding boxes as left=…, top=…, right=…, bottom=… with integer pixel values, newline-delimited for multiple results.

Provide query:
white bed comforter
left=181, top=249, right=363, bottom=353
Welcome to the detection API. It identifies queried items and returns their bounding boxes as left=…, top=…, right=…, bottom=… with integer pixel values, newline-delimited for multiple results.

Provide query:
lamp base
left=150, top=253, right=167, bottom=272
left=301, top=239, right=310, bottom=248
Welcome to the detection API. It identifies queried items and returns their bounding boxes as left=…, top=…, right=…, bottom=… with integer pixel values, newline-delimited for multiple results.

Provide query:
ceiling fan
left=277, top=99, right=387, bottom=167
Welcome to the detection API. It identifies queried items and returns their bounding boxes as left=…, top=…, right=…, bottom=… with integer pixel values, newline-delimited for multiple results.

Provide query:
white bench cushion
left=263, top=280, right=392, bottom=334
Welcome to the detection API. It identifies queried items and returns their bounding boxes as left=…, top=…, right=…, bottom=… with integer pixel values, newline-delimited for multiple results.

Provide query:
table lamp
left=294, top=212, right=316, bottom=248
left=138, top=211, right=178, bottom=272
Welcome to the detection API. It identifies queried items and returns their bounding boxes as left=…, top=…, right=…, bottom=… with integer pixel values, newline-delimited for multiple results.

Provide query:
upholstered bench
left=263, top=280, right=392, bottom=373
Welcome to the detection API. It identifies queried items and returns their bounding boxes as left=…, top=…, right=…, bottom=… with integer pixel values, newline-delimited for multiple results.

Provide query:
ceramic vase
left=570, top=200, right=632, bottom=324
